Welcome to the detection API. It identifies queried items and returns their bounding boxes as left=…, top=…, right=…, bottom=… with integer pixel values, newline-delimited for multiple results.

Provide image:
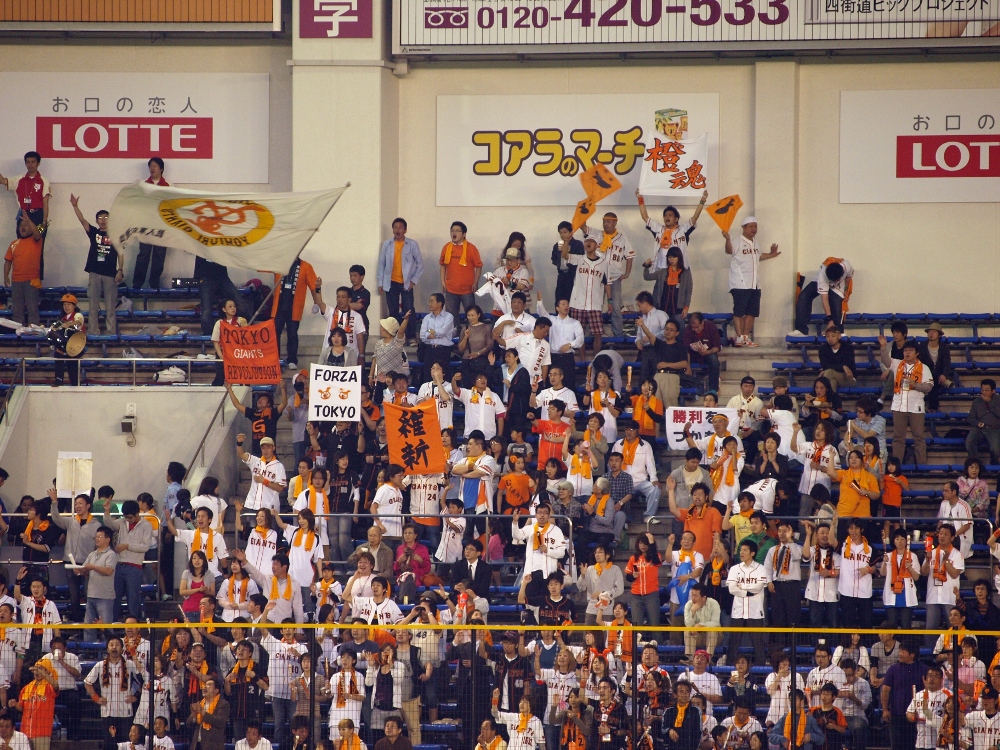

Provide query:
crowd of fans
left=4, top=157, right=1000, bottom=750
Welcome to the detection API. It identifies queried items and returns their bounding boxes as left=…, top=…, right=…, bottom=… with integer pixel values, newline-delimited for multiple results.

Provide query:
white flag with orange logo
left=108, top=181, right=348, bottom=274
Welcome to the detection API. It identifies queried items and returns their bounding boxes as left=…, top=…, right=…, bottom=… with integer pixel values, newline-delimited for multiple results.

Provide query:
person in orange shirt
left=666, top=476, right=723, bottom=560
left=439, top=221, right=483, bottom=320
left=13, top=661, right=59, bottom=750
left=271, top=258, right=321, bottom=370
left=826, top=449, right=880, bottom=520
left=3, top=212, right=43, bottom=326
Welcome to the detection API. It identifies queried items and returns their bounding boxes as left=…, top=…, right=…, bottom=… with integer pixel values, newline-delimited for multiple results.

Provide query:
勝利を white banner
left=108, top=182, right=348, bottom=274
left=0, top=73, right=269, bottom=184
left=309, top=365, right=362, bottom=422
left=436, top=93, right=719, bottom=207
left=840, top=89, right=1000, bottom=204
left=664, top=407, right=739, bottom=451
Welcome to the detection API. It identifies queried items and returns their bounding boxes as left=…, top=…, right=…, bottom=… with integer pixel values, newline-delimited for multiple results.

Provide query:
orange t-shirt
left=533, top=420, right=569, bottom=467
left=392, top=241, right=404, bottom=284
left=499, top=474, right=531, bottom=513
left=677, top=505, right=723, bottom=558
left=625, top=555, right=661, bottom=596
left=19, top=679, right=56, bottom=738
left=4, top=236, right=42, bottom=283
left=439, top=242, right=483, bottom=295
left=271, top=259, right=319, bottom=321
left=882, top=474, right=909, bottom=508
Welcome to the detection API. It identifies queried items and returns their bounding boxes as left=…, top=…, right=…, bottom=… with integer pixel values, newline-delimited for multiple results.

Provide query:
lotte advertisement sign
left=0, top=73, right=269, bottom=184
left=840, top=89, right=1000, bottom=204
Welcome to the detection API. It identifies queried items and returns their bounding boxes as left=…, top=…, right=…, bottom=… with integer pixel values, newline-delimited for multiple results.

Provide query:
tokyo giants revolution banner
left=840, top=89, right=1000, bottom=203
left=436, top=93, right=719, bottom=207
left=0, top=73, right=269, bottom=184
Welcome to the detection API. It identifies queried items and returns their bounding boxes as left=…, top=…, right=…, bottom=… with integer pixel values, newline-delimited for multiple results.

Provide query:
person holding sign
left=581, top=212, right=634, bottom=339
left=636, top=188, right=707, bottom=267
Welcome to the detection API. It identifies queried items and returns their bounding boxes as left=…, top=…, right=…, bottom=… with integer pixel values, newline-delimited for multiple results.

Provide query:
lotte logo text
left=36, top=117, right=213, bottom=159
left=897, top=135, right=1000, bottom=178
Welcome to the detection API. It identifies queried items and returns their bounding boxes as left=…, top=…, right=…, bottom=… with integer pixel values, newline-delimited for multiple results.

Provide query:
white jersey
left=403, top=473, right=446, bottom=521
left=260, top=634, right=305, bottom=699
left=292, top=488, right=330, bottom=546
left=746, top=478, right=778, bottom=514
left=322, top=305, right=366, bottom=352
left=569, top=255, right=609, bottom=311
left=417, top=381, right=455, bottom=430
left=84, top=659, right=138, bottom=717
left=806, top=665, right=847, bottom=710
left=726, top=561, right=767, bottom=620
left=245, top=527, right=279, bottom=573
left=888, top=359, right=933, bottom=414
left=538, top=668, right=579, bottom=725
left=535, top=386, right=579, bottom=424
left=510, top=332, right=552, bottom=385
left=327, top=667, right=365, bottom=727
left=939, top=499, right=974, bottom=559
left=372, top=484, right=404, bottom=538
left=0, top=627, right=27, bottom=677
left=794, top=441, right=839, bottom=495
left=925, top=546, right=965, bottom=606
left=804, top=547, right=841, bottom=603
left=496, top=711, right=545, bottom=750
left=728, top=234, right=761, bottom=290
left=720, top=717, right=764, bottom=747
left=458, top=387, right=505, bottom=440
left=838, top=538, right=874, bottom=600
left=18, top=597, right=61, bottom=652
left=175, top=528, right=229, bottom=578
left=243, top=455, right=287, bottom=512
left=351, top=596, right=403, bottom=626
left=678, top=669, right=721, bottom=715
left=817, top=259, right=854, bottom=298
left=906, top=688, right=950, bottom=749
left=764, top=672, right=806, bottom=726
left=966, top=709, right=1000, bottom=750
left=647, top=218, right=694, bottom=266
left=585, top=229, right=634, bottom=282
left=435, top=515, right=467, bottom=563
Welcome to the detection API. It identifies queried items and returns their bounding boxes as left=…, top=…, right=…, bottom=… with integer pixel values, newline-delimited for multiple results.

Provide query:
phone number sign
left=395, top=0, right=1000, bottom=55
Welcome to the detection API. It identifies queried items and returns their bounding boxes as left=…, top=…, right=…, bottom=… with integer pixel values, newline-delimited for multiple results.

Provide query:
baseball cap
left=741, top=216, right=757, bottom=226
left=504, top=247, right=521, bottom=259
left=741, top=376, right=756, bottom=386
left=982, top=685, right=999, bottom=700
left=501, top=630, right=519, bottom=643
left=259, top=437, right=275, bottom=447
left=694, top=649, right=710, bottom=658
left=772, top=376, right=789, bottom=388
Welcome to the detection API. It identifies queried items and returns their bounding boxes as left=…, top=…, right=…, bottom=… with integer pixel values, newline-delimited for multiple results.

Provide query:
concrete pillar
left=290, top=1, right=399, bottom=337
left=752, top=60, right=799, bottom=343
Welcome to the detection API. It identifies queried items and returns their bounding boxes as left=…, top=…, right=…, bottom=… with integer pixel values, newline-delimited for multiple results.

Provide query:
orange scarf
left=844, top=535, right=871, bottom=560
left=336, top=668, right=359, bottom=707
left=292, top=527, right=317, bottom=552
left=318, top=578, right=337, bottom=608
left=666, top=267, right=682, bottom=286
left=894, top=360, right=924, bottom=394
left=192, top=528, right=214, bottom=560
left=200, top=614, right=216, bottom=634
left=31, top=598, right=46, bottom=635
left=443, top=241, right=469, bottom=266
left=339, top=734, right=362, bottom=750
left=633, top=395, right=662, bottom=433
left=584, top=428, right=602, bottom=444
left=517, top=712, right=532, bottom=733
left=711, top=557, right=724, bottom=586
left=75, top=513, right=93, bottom=525
left=228, top=575, right=249, bottom=607
left=22, top=677, right=52, bottom=701
left=254, top=524, right=271, bottom=538
left=592, top=389, right=617, bottom=413
left=588, top=493, right=611, bottom=517
left=621, top=438, right=639, bottom=467
left=290, top=474, right=309, bottom=501
left=811, top=441, right=828, bottom=465
left=24, top=519, right=50, bottom=537
left=658, top=226, right=677, bottom=249
left=306, top=488, right=329, bottom=515
left=783, top=709, right=807, bottom=746
left=533, top=522, right=551, bottom=551
left=932, top=546, right=952, bottom=583
left=571, top=454, right=592, bottom=479
left=270, top=577, right=294, bottom=601
left=197, top=693, right=220, bottom=730
left=711, top=452, right=737, bottom=490
left=890, top=549, right=913, bottom=594
left=599, top=232, right=614, bottom=253
left=229, top=660, right=255, bottom=683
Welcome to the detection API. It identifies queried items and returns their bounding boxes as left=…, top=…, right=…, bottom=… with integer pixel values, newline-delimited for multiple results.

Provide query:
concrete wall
left=0, top=385, right=237, bottom=510
left=0, top=41, right=293, bottom=289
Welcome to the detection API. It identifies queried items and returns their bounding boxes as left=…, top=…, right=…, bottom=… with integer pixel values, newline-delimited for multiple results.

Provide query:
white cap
left=741, top=216, right=757, bottom=227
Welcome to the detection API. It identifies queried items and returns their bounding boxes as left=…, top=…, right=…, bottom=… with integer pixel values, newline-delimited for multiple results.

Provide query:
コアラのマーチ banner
left=219, top=320, right=281, bottom=385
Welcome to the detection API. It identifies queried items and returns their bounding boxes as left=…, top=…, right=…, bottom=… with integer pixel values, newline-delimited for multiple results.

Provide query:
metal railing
left=12, top=355, right=217, bottom=387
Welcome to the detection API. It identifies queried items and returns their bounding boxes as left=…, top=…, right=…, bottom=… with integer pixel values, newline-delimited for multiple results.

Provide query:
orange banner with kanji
left=384, top=400, right=447, bottom=475
left=219, top=320, right=281, bottom=384
left=706, top=194, right=744, bottom=234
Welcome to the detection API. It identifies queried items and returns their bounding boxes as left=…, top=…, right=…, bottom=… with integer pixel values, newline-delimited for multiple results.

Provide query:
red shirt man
left=16, top=662, right=58, bottom=743
left=439, top=221, right=483, bottom=297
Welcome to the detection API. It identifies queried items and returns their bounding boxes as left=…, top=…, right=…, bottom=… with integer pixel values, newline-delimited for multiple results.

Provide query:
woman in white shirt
left=217, top=558, right=260, bottom=622
left=878, top=527, right=921, bottom=629
left=273, top=509, right=322, bottom=610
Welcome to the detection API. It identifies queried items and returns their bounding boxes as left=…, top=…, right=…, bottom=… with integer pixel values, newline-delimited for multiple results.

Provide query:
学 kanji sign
left=309, top=365, right=362, bottom=422
left=436, top=94, right=719, bottom=207
left=384, top=400, right=447, bottom=475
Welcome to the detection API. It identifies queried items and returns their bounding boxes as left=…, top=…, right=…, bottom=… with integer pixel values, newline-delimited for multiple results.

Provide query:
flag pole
left=244, top=182, right=351, bottom=326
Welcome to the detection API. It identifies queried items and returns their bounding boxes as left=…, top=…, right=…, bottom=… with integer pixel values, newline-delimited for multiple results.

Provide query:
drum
left=49, top=327, right=86, bottom=357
